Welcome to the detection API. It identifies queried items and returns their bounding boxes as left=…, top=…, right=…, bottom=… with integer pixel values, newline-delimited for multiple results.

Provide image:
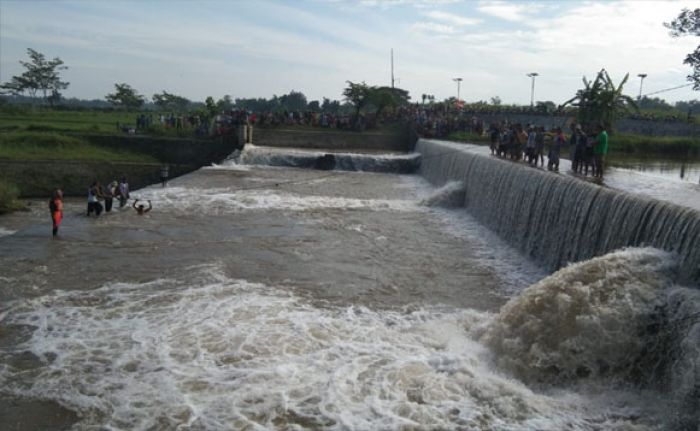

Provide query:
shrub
left=0, top=179, right=23, bottom=214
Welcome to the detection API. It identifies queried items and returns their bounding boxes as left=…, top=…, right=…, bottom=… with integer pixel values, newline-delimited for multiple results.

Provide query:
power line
left=641, top=83, right=694, bottom=97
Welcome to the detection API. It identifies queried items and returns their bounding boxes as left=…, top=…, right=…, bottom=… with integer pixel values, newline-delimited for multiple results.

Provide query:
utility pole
left=637, top=73, right=647, bottom=102
left=391, top=49, right=395, bottom=89
left=527, top=72, right=538, bottom=107
left=453, top=77, right=463, bottom=101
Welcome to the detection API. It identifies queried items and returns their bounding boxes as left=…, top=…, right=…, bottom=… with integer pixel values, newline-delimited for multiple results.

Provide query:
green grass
left=0, top=107, right=138, bottom=134
left=445, top=131, right=490, bottom=144
left=610, top=133, right=700, bottom=156
left=0, top=178, right=24, bottom=214
left=0, top=131, right=158, bottom=162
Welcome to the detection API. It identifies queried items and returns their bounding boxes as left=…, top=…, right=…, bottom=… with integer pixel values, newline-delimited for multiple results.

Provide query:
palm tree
left=563, top=69, right=638, bottom=132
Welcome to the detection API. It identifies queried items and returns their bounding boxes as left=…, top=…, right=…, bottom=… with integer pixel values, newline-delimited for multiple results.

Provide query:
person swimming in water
left=132, top=199, right=152, bottom=215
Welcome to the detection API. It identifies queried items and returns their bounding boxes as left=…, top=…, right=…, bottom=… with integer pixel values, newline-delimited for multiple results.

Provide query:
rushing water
left=0, top=147, right=699, bottom=430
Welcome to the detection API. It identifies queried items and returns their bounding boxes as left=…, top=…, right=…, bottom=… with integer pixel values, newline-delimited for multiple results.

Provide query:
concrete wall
left=0, top=160, right=197, bottom=198
left=79, top=133, right=237, bottom=165
left=252, top=127, right=414, bottom=152
left=1, top=134, right=238, bottom=198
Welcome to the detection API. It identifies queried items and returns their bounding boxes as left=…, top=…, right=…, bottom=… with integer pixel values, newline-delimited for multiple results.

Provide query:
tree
left=216, top=95, right=233, bottom=112
left=152, top=91, right=190, bottom=112
left=279, top=90, right=308, bottom=111
left=367, top=87, right=396, bottom=118
left=562, top=69, right=637, bottom=131
left=535, top=101, right=556, bottom=114
left=106, top=83, right=145, bottom=110
left=342, top=81, right=371, bottom=118
left=205, top=96, right=217, bottom=116
left=308, top=100, right=321, bottom=111
left=490, top=96, right=502, bottom=106
left=0, top=48, right=69, bottom=103
left=321, top=97, right=340, bottom=114
left=638, top=96, right=674, bottom=111
left=47, top=90, right=62, bottom=107
left=665, top=8, right=700, bottom=90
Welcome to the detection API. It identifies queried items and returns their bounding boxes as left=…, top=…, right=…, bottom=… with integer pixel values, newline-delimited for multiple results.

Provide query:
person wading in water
left=132, top=199, right=152, bottom=215
left=49, top=189, right=64, bottom=237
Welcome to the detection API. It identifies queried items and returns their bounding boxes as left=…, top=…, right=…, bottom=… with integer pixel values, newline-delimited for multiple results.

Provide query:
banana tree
left=563, top=69, right=638, bottom=132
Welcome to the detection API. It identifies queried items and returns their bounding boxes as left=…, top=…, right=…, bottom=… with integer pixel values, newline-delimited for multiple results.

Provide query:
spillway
left=1, top=139, right=699, bottom=429
left=416, top=139, right=700, bottom=286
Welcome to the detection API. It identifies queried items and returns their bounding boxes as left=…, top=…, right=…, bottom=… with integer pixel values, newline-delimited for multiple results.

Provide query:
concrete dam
left=1, top=132, right=699, bottom=429
left=415, top=139, right=700, bottom=287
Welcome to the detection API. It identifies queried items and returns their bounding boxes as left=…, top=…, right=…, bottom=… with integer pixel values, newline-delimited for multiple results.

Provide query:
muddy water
left=0, top=163, right=693, bottom=430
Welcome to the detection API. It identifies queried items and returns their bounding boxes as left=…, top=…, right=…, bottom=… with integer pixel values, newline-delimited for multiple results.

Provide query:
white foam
left=0, top=227, right=17, bottom=237
left=132, top=186, right=417, bottom=214
left=418, top=181, right=466, bottom=208
left=205, top=162, right=251, bottom=171
left=0, top=264, right=675, bottom=429
left=482, top=248, right=677, bottom=383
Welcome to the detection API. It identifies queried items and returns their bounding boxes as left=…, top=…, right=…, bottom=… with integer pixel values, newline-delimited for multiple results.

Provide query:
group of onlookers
left=49, top=176, right=156, bottom=237
left=86, top=178, right=130, bottom=217
left=489, top=122, right=609, bottom=178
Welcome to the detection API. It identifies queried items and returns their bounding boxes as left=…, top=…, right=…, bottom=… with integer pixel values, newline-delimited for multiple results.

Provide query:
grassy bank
left=0, top=132, right=158, bottom=163
left=0, top=107, right=137, bottom=134
left=0, top=179, right=24, bottom=214
left=446, top=131, right=490, bottom=144
left=608, top=134, right=700, bottom=156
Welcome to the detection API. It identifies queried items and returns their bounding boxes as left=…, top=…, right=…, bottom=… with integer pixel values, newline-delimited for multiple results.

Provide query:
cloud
left=477, top=0, right=534, bottom=22
left=424, top=10, right=481, bottom=26
left=2, top=0, right=697, bottom=104
left=412, top=21, right=458, bottom=34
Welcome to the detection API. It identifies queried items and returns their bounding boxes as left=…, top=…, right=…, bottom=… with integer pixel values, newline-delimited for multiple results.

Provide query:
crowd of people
left=120, top=113, right=211, bottom=136
left=487, top=122, right=609, bottom=177
left=48, top=175, right=156, bottom=237
left=212, top=109, right=371, bottom=133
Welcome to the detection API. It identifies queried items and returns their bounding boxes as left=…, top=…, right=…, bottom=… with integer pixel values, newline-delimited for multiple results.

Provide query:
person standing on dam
left=570, top=124, right=587, bottom=174
left=592, top=125, right=608, bottom=179
left=547, top=127, right=565, bottom=171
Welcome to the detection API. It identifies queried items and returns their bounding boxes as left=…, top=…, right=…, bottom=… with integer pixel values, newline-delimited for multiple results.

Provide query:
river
left=0, top=148, right=698, bottom=430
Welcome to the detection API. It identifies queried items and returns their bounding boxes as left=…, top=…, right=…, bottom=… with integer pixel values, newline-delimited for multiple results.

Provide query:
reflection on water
left=608, top=155, right=700, bottom=183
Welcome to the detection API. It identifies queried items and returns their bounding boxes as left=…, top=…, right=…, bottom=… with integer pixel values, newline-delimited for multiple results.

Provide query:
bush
left=0, top=179, right=23, bottom=214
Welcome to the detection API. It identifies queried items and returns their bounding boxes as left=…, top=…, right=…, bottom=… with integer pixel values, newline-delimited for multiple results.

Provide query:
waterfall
left=237, top=145, right=420, bottom=174
left=416, top=139, right=700, bottom=286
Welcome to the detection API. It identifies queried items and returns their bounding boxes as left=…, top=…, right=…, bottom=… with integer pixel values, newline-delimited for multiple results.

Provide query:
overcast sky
left=1, top=0, right=698, bottom=105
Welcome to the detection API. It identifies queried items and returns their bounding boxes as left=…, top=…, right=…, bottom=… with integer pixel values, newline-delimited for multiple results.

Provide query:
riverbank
left=0, top=130, right=235, bottom=200
left=0, top=131, right=159, bottom=162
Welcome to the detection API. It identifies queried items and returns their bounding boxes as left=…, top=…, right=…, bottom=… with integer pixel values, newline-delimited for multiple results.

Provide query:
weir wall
left=252, top=127, right=413, bottom=152
left=416, top=139, right=700, bottom=286
left=79, top=134, right=235, bottom=166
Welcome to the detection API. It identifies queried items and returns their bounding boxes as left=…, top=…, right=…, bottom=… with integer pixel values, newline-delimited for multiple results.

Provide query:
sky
left=1, top=0, right=698, bottom=105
